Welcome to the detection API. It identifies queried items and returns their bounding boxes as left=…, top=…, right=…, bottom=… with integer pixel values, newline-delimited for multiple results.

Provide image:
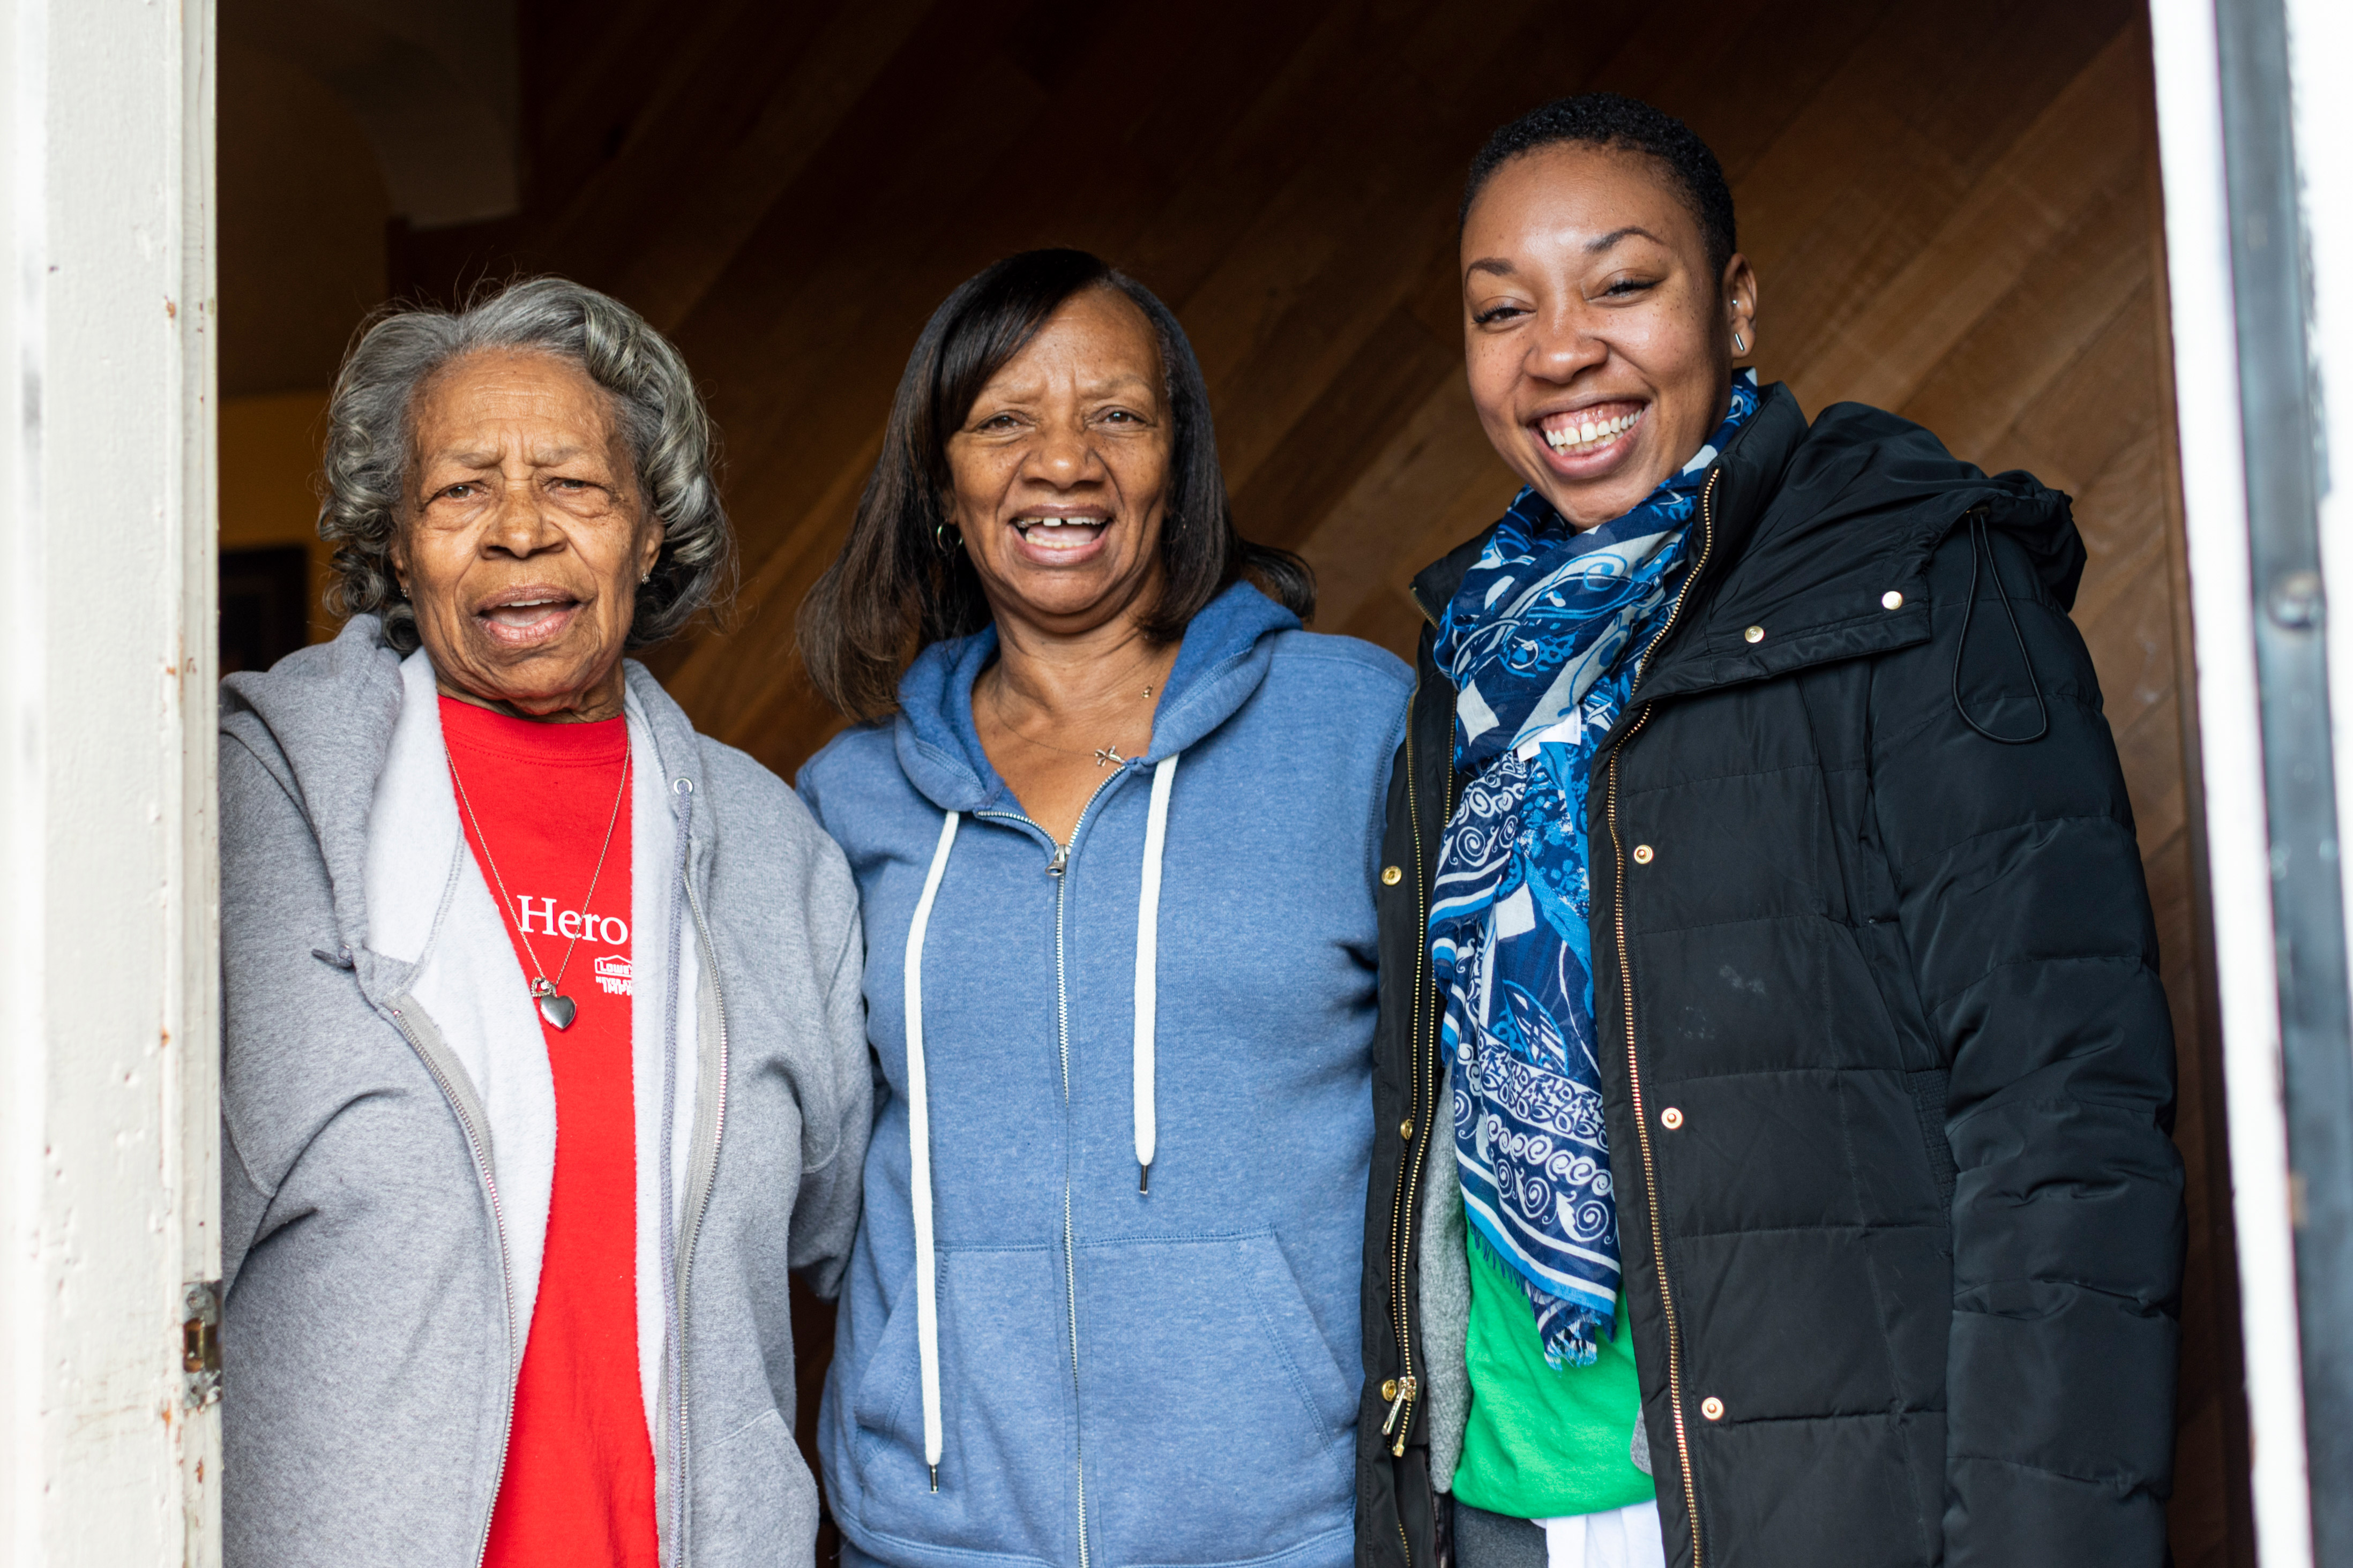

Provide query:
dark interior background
left=217, top=2, right=2249, bottom=1561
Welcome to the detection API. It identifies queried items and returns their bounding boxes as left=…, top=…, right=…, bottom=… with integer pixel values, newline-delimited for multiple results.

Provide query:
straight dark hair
left=798, top=248, right=1313, bottom=723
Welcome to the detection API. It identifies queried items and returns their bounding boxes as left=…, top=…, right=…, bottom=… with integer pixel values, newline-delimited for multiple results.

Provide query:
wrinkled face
left=390, top=348, right=663, bottom=719
left=1461, top=142, right=1756, bottom=529
left=945, top=287, right=1174, bottom=638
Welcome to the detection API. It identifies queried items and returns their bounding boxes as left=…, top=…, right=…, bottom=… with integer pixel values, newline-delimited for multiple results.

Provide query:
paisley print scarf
left=1430, top=372, right=1760, bottom=1366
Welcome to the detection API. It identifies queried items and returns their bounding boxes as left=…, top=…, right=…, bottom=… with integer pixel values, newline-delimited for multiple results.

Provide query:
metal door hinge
left=182, top=1279, right=221, bottom=1407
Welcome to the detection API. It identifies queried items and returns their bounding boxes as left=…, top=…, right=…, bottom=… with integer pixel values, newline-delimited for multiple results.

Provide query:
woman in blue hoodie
left=796, top=249, right=1411, bottom=1568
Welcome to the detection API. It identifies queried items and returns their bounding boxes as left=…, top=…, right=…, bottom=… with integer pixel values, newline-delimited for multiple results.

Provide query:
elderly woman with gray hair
left=217, top=276, right=869, bottom=1568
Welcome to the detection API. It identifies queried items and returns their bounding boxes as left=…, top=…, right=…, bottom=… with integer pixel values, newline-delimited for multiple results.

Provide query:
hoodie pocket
left=1077, top=1229, right=1357, bottom=1568
left=849, top=1243, right=1072, bottom=1566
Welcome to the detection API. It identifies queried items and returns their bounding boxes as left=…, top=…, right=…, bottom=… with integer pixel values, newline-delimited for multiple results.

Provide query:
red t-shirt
left=443, top=697, right=659, bottom=1568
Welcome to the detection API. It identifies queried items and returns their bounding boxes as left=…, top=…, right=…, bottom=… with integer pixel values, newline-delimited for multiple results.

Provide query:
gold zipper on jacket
left=1385, top=673, right=1428, bottom=1461
left=1386, top=595, right=1453, bottom=1568
left=1387, top=590, right=1455, bottom=1479
left=1396, top=750, right=1454, bottom=1467
left=1607, top=467, right=1721, bottom=1568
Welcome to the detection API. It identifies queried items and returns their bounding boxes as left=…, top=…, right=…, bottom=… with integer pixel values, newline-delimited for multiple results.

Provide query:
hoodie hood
left=219, top=613, right=714, bottom=1000
left=890, top=579, right=1303, bottom=814
left=218, top=614, right=408, bottom=964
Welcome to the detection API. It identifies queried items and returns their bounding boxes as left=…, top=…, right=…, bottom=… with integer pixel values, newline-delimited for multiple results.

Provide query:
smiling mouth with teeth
left=1014, top=515, right=1110, bottom=550
left=1541, top=405, right=1646, bottom=455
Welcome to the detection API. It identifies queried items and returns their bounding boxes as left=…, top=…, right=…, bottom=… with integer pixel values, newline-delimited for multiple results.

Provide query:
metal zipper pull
left=1048, top=843, right=1069, bottom=877
left=1382, top=1374, right=1418, bottom=1447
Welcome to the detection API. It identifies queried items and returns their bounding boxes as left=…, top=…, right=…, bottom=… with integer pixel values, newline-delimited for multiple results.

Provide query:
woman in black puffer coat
left=1357, top=95, right=2181, bottom=1568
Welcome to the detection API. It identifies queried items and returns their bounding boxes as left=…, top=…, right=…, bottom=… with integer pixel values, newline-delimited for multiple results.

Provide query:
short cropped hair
left=1462, top=93, right=1737, bottom=277
left=318, top=276, right=733, bottom=653
left=798, top=247, right=1313, bottom=723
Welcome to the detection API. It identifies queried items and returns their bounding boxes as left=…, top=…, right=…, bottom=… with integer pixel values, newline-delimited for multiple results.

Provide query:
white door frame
left=2152, top=0, right=2353, bottom=1563
left=0, top=2, right=220, bottom=1565
left=5, top=2, right=2353, bottom=1565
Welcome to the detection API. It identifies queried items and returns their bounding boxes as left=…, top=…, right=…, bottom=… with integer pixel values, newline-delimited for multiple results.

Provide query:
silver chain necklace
left=447, top=745, right=631, bottom=1032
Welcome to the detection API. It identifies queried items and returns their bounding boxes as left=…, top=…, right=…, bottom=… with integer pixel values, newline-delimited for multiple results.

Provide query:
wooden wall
left=378, top=1, right=2247, bottom=1558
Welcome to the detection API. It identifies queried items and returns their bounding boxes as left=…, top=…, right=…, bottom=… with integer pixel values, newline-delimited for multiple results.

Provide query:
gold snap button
left=1701, top=1396, right=1724, bottom=1421
left=1632, top=844, right=1655, bottom=865
left=1661, top=1107, right=1684, bottom=1130
left=1381, top=1378, right=1399, bottom=1401
left=1743, top=625, right=1765, bottom=644
left=1400, top=1120, right=1415, bottom=1141
left=1381, top=865, right=1403, bottom=886
left=1881, top=590, right=1904, bottom=610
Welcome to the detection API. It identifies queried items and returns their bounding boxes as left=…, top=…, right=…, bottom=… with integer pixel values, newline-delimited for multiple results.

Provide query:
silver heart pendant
left=537, top=992, right=577, bottom=1031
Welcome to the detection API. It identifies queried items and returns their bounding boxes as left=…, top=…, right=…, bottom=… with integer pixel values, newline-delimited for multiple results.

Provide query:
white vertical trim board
left=0, top=1, right=220, bottom=1565
left=2147, top=2, right=2314, bottom=1564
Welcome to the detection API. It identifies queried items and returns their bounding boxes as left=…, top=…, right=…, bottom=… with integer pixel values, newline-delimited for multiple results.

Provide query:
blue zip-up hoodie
left=802, top=582, right=1411, bottom=1568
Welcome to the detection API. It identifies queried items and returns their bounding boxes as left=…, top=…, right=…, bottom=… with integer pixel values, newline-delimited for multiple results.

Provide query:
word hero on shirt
left=511, top=895, right=630, bottom=947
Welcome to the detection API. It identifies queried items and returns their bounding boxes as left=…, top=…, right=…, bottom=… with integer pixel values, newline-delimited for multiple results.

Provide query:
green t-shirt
left=1452, top=1236, right=1654, bottom=1519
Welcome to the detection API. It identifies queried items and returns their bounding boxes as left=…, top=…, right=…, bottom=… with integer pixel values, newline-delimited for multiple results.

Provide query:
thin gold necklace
left=987, top=662, right=1164, bottom=769
left=447, top=748, right=630, bottom=1032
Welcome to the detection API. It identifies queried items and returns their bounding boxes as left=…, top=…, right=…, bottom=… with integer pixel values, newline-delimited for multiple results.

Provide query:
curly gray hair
left=319, top=276, right=733, bottom=652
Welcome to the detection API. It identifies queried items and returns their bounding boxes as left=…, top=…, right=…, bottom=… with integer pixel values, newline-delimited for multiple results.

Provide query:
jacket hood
left=1645, top=386, right=2080, bottom=707
left=1708, top=386, right=2082, bottom=596
left=890, top=579, right=1302, bottom=814
left=1410, top=385, right=2082, bottom=711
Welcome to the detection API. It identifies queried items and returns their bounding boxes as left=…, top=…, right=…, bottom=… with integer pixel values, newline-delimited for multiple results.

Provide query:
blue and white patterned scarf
left=1431, top=374, right=1760, bottom=1366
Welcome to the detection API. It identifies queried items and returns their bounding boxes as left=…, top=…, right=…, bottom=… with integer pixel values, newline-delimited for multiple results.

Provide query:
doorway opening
left=216, top=3, right=2247, bottom=1562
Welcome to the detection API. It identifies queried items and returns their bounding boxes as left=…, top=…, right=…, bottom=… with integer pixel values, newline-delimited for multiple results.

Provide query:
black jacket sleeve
left=1870, top=526, right=2184, bottom=1567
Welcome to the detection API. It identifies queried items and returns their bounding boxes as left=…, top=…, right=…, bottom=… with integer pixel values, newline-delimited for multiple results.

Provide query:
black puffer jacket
left=1357, top=384, right=2184, bottom=1568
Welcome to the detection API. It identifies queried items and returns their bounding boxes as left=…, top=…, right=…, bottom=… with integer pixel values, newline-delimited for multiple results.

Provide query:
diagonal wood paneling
left=369, top=4, right=2247, bottom=1559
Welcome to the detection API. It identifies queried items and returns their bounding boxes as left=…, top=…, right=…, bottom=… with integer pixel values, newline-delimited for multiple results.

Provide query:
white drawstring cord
left=902, top=754, right=1177, bottom=1488
left=904, top=811, right=959, bottom=1492
left=1133, top=755, right=1178, bottom=1191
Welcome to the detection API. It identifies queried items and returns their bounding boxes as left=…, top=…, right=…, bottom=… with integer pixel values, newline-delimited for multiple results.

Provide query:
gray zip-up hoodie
left=218, top=614, right=870, bottom=1568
